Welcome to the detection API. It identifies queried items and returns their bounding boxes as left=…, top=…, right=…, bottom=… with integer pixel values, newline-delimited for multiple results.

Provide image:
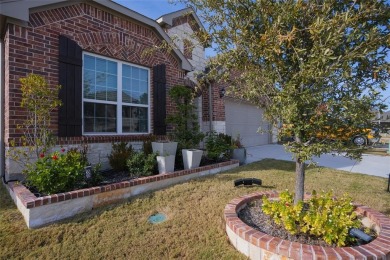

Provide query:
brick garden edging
left=5, top=160, right=239, bottom=228
left=224, top=191, right=390, bottom=260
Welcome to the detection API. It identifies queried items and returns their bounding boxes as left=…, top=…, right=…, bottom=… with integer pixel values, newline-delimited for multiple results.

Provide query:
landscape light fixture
left=220, top=87, right=226, bottom=98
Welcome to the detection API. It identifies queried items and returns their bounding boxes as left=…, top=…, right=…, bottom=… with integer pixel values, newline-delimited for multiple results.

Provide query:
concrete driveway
left=246, top=144, right=390, bottom=178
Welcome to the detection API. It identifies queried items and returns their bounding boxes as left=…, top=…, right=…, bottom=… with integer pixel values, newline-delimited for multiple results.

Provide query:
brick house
left=0, top=0, right=272, bottom=181
left=0, top=0, right=199, bottom=180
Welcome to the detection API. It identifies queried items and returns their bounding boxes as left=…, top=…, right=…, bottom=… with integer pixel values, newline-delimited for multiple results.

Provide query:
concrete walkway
left=246, top=144, right=390, bottom=178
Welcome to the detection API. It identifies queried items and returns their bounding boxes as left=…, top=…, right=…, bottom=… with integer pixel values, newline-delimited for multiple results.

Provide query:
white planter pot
left=182, top=149, right=203, bottom=170
left=156, top=155, right=175, bottom=174
left=232, top=148, right=246, bottom=165
left=152, top=142, right=178, bottom=156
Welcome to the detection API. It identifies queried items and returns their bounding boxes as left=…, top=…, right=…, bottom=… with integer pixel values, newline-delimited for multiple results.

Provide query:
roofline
left=156, top=7, right=206, bottom=32
left=0, top=0, right=193, bottom=71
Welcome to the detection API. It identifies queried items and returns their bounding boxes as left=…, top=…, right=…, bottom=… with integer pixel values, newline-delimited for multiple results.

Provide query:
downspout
left=1, top=31, right=17, bottom=184
left=208, top=82, right=213, bottom=132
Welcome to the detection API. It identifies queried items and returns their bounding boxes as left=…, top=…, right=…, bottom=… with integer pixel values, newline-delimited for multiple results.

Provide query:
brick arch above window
left=71, top=32, right=179, bottom=68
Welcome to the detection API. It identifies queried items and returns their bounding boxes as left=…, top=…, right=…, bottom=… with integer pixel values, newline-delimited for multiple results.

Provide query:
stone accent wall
left=6, top=159, right=239, bottom=228
left=164, top=14, right=206, bottom=75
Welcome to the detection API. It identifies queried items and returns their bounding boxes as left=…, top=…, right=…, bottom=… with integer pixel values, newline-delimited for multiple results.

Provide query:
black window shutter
left=153, top=64, right=167, bottom=135
left=58, top=35, right=82, bottom=137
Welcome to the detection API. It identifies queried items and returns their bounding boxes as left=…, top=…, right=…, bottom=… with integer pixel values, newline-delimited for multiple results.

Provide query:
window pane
left=84, top=55, right=95, bottom=70
left=140, top=93, right=148, bottom=104
left=122, top=89, right=132, bottom=103
left=132, top=92, right=140, bottom=104
left=131, top=79, right=139, bottom=91
left=139, top=80, right=148, bottom=94
left=139, top=81, right=148, bottom=104
left=95, top=86, right=106, bottom=100
left=106, top=88, right=117, bottom=101
left=84, top=55, right=118, bottom=103
left=122, top=78, right=131, bottom=91
left=83, top=70, right=95, bottom=99
left=84, top=118, right=94, bottom=132
left=84, top=102, right=94, bottom=117
left=107, top=61, right=117, bottom=74
left=122, top=106, right=148, bottom=133
left=107, top=74, right=117, bottom=88
left=96, top=58, right=106, bottom=72
left=123, top=65, right=131, bottom=78
left=132, top=67, right=140, bottom=78
left=84, top=102, right=117, bottom=133
left=139, top=69, right=148, bottom=80
left=96, top=72, right=106, bottom=86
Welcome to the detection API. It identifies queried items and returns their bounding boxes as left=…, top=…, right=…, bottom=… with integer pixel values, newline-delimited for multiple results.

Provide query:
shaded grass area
left=1, top=159, right=389, bottom=259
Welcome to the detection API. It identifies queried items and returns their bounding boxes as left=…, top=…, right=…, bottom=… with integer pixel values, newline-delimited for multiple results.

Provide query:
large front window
left=83, top=53, right=150, bottom=134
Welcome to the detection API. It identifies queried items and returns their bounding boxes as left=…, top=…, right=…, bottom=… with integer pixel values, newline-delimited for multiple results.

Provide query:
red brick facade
left=4, top=2, right=186, bottom=146
left=202, top=82, right=226, bottom=122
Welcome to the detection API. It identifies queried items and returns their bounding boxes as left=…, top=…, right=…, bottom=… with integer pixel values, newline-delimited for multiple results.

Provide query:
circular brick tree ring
left=224, top=191, right=390, bottom=259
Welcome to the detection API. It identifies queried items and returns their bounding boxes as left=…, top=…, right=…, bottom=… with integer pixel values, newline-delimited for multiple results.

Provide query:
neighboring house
left=0, top=0, right=273, bottom=181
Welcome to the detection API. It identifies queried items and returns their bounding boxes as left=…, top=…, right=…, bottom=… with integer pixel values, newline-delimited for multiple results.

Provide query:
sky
left=113, top=0, right=390, bottom=106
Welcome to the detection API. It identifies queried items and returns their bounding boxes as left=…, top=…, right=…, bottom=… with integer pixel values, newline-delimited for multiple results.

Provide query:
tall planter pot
left=182, top=149, right=203, bottom=170
left=156, top=155, right=175, bottom=174
left=152, top=142, right=178, bottom=156
left=232, top=148, right=246, bottom=165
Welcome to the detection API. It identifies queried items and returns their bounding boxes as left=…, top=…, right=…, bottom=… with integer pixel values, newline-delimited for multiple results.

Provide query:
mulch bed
left=25, top=157, right=227, bottom=197
left=238, top=200, right=375, bottom=247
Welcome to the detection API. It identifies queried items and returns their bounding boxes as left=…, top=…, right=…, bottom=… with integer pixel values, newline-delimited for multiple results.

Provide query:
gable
left=0, top=0, right=192, bottom=71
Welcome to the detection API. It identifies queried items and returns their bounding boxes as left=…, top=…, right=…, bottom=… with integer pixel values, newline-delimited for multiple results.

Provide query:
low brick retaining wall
left=224, top=191, right=390, bottom=260
left=6, top=160, right=239, bottom=228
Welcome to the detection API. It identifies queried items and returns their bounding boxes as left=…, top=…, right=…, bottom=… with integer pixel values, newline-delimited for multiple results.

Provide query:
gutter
left=0, top=28, right=17, bottom=184
left=208, top=83, right=213, bottom=132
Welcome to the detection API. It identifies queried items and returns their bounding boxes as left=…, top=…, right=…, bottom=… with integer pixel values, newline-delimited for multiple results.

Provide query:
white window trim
left=82, top=52, right=151, bottom=135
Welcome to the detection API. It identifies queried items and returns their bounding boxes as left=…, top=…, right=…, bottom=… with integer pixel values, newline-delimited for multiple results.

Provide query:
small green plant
left=26, top=149, right=87, bottom=195
left=262, top=190, right=360, bottom=246
left=205, top=132, right=232, bottom=160
left=7, top=74, right=62, bottom=167
left=84, top=163, right=102, bottom=187
left=108, top=142, right=133, bottom=171
left=127, top=151, right=157, bottom=177
left=231, top=134, right=243, bottom=148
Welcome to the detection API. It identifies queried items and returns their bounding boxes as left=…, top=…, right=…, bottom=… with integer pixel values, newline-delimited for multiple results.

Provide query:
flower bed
left=5, top=160, right=239, bottom=228
left=224, top=191, right=390, bottom=259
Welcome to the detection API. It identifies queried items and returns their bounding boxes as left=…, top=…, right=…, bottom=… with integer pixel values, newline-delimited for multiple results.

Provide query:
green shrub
left=26, top=149, right=87, bottom=195
left=166, top=85, right=204, bottom=149
left=127, top=151, right=157, bottom=177
left=108, top=142, right=133, bottom=171
left=262, top=190, right=360, bottom=246
left=84, top=163, right=102, bottom=187
left=205, top=132, right=232, bottom=160
left=142, top=135, right=156, bottom=155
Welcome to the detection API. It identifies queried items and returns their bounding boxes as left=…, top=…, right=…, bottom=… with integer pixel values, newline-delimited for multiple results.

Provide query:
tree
left=167, top=85, right=204, bottom=149
left=178, top=0, right=390, bottom=203
left=8, top=74, right=62, bottom=166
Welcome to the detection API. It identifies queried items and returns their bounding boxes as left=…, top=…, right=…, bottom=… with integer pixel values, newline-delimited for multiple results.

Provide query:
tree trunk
left=294, top=158, right=305, bottom=204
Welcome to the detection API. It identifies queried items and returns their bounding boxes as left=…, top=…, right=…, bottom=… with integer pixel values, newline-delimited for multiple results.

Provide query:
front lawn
left=1, top=159, right=389, bottom=259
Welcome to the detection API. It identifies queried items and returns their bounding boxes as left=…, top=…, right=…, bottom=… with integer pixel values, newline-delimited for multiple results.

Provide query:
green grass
left=1, top=159, right=389, bottom=259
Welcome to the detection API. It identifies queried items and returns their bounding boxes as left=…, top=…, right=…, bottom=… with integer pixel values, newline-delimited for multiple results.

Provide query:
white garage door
left=225, top=99, right=270, bottom=147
